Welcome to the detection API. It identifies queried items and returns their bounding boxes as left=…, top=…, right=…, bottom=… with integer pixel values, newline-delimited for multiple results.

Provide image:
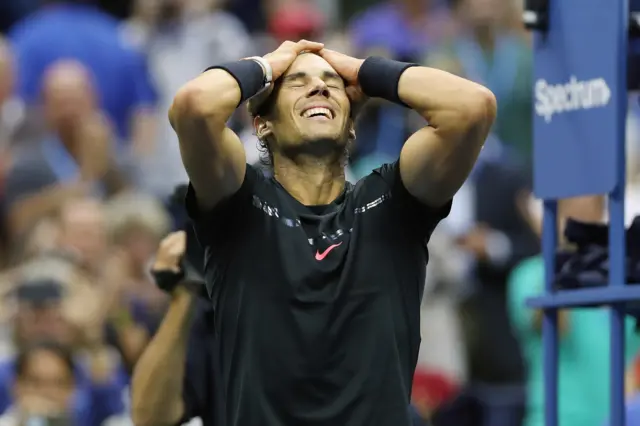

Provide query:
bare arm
left=131, top=231, right=196, bottom=426
left=169, top=69, right=247, bottom=211
left=398, top=67, right=497, bottom=207
left=130, top=287, right=196, bottom=426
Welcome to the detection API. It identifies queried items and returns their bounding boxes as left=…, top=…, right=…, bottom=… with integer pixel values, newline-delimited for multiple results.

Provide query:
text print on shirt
left=251, top=192, right=392, bottom=247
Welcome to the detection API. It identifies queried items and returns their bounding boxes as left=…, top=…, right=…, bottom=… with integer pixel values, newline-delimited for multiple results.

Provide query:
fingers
left=278, top=39, right=324, bottom=53
left=295, top=39, right=324, bottom=52
left=159, top=230, right=186, bottom=253
left=317, top=48, right=344, bottom=60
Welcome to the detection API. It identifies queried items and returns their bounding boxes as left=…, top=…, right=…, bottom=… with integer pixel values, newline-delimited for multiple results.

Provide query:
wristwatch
left=244, top=56, right=273, bottom=90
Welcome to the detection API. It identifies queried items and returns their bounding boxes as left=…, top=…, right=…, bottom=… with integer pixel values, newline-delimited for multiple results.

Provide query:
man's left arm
left=396, top=66, right=496, bottom=208
left=319, top=52, right=496, bottom=208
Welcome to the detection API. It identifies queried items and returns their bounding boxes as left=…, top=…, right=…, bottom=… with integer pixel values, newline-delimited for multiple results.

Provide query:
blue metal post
left=609, top=1, right=629, bottom=423
left=542, top=200, right=558, bottom=426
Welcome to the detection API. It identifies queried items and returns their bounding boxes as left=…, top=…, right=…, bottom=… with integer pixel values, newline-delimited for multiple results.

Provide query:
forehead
left=282, top=53, right=337, bottom=78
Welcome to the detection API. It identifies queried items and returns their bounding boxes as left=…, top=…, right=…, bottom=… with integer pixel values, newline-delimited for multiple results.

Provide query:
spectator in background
left=8, top=0, right=158, bottom=162
left=103, top=192, right=171, bottom=370
left=428, top=0, right=533, bottom=173
left=0, top=274, right=125, bottom=426
left=0, top=38, right=20, bottom=270
left=54, top=198, right=109, bottom=276
left=269, top=1, right=326, bottom=43
left=0, top=341, right=76, bottom=426
left=121, top=0, right=253, bottom=198
left=3, top=61, right=126, bottom=241
left=345, top=0, right=451, bottom=177
left=0, top=37, right=22, bottom=158
left=348, top=0, right=450, bottom=62
left=508, top=196, right=640, bottom=426
left=430, top=136, right=538, bottom=426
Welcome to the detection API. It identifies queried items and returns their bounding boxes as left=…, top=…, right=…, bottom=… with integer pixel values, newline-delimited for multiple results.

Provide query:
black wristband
left=151, top=268, right=185, bottom=294
left=205, top=60, right=265, bottom=106
left=357, top=57, right=418, bottom=106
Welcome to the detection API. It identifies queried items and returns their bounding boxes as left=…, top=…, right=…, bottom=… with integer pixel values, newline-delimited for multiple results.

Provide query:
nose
left=306, top=78, right=330, bottom=98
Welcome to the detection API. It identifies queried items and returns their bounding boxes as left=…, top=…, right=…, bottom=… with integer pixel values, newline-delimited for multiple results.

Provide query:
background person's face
left=58, top=201, right=108, bottom=271
left=15, top=303, right=73, bottom=347
left=42, top=62, right=96, bottom=133
left=14, top=349, right=74, bottom=415
left=265, top=54, right=352, bottom=155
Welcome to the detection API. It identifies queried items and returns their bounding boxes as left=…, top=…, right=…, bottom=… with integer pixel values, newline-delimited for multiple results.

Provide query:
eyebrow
left=282, top=71, right=343, bottom=83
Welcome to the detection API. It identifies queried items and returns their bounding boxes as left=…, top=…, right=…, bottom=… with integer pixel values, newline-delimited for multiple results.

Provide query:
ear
left=253, top=116, right=273, bottom=141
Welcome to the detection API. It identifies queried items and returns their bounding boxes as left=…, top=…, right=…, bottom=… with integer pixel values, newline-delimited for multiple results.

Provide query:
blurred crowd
left=0, top=0, right=639, bottom=425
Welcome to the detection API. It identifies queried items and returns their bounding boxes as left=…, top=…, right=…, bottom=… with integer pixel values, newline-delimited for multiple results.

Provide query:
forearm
left=397, top=66, right=496, bottom=138
left=169, top=69, right=241, bottom=131
left=130, top=287, right=196, bottom=426
left=357, top=57, right=497, bottom=206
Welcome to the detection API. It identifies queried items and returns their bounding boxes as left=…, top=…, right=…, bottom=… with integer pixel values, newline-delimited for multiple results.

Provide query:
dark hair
left=15, top=341, right=75, bottom=381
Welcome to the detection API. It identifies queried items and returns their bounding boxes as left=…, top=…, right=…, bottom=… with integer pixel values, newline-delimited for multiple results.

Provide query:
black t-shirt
left=185, top=161, right=450, bottom=426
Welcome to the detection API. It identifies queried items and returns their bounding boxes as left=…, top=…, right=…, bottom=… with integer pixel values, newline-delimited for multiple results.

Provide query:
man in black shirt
left=131, top=40, right=496, bottom=426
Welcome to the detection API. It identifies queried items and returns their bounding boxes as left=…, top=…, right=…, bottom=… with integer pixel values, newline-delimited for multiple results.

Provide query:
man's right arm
left=169, top=69, right=247, bottom=211
left=169, top=40, right=325, bottom=211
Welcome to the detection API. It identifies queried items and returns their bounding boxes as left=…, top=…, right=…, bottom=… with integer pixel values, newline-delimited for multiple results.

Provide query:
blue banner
left=533, top=0, right=624, bottom=198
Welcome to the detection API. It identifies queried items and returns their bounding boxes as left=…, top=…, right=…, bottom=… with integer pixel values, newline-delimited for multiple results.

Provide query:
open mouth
left=301, top=106, right=334, bottom=120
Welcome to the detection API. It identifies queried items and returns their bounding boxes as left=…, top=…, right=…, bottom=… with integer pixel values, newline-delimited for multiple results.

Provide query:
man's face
left=257, top=54, right=353, bottom=157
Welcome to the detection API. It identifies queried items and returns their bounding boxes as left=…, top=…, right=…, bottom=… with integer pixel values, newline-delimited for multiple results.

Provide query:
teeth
left=303, top=107, right=332, bottom=119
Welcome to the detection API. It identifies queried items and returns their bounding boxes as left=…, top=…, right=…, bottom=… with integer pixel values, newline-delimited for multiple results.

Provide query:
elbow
left=466, top=86, right=497, bottom=128
left=169, top=84, right=226, bottom=129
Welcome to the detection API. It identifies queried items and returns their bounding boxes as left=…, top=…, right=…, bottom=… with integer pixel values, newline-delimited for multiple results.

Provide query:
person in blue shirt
left=8, top=0, right=157, bottom=157
left=0, top=279, right=126, bottom=426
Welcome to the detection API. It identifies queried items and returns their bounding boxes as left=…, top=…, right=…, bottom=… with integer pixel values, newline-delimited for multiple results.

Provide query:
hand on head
left=264, top=40, right=325, bottom=80
left=262, top=40, right=367, bottom=107
left=317, top=48, right=367, bottom=108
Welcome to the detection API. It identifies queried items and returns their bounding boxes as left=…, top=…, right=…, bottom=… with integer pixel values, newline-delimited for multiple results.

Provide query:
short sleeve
left=372, top=161, right=452, bottom=241
left=507, top=257, right=544, bottom=334
left=184, top=164, right=261, bottom=245
left=3, top=157, right=57, bottom=208
left=177, top=300, right=215, bottom=425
